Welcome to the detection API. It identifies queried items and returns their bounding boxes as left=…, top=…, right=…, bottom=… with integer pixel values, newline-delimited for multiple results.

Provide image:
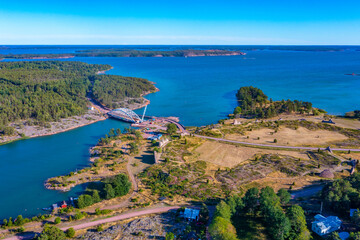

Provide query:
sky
left=1, top=0, right=360, bottom=45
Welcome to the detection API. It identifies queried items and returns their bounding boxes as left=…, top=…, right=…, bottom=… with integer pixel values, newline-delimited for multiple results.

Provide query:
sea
left=0, top=45, right=359, bottom=219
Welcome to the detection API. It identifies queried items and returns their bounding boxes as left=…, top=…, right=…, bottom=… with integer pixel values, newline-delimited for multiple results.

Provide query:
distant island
left=0, top=61, right=157, bottom=144
left=0, top=49, right=245, bottom=59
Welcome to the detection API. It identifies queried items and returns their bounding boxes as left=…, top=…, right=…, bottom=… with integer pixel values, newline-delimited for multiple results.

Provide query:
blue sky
left=1, top=0, right=359, bottom=45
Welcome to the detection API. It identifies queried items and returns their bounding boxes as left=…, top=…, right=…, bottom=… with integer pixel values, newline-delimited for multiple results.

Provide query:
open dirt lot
left=225, top=126, right=348, bottom=147
left=195, top=140, right=310, bottom=168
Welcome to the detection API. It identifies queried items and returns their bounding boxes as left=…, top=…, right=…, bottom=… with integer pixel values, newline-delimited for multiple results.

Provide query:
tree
left=38, top=224, right=66, bottom=240
left=165, top=232, right=175, bottom=240
left=349, top=232, right=360, bottom=240
left=54, top=217, right=61, bottom=225
left=166, top=123, right=177, bottom=135
left=259, top=186, right=280, bottom=216
left=104, top=184, right=115, bottom=199
left=243, top=187, right=259, bottom=214
left=352, top=210, right=360, bottom=227
left=96, top=225, right=103, bottom=232
left=91, top=190, right=101, bottom=203
left=287, top=205, right=310, bottom=240
left=233, top=106, right=242, bottom=115
left=115, top=128, right=121, bottom=136
left=277, top=189, right=291, bottom=205
left=199, top=203, right=210, bottom=223
left=135, top=130, right=142, bottom=139
left=267, top=205, right=291, bottom=240
left=227, top=194, right=244, bottom=215
left=14, top=215, right=25, bottom=226
left=214, top=201, right=232, bottom=220
left=209, top=217, right=238, bottom=240
left=77, top=194, right=93, bottom=208
left=65, top=228, right=75, bottom=238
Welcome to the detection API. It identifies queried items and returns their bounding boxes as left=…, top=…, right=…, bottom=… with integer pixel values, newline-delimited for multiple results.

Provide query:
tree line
left=209, top=186, right=310, bottom=240
left=0, top=49, right=243, bottom=59
left=233, top=86, right=315, bottom=119
left=321, top=172, right=360, bottom=217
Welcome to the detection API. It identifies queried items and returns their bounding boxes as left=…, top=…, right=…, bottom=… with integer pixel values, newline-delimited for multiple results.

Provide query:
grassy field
left=225, top=126, right=348, bottom=147
left=195, top=139, right=310, bottom=168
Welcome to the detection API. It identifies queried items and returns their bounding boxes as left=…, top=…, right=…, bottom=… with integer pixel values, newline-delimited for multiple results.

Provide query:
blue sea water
left=0, top=46, right=359, bottom=219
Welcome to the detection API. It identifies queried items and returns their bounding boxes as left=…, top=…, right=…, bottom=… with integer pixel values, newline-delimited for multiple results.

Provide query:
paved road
left=194, top=134, right=360, bottom=152
left=291, top=185, right=324, bottom=199
left=4, top=206, right=180, bottom=240
left=166, top=119, right=188, bottom=134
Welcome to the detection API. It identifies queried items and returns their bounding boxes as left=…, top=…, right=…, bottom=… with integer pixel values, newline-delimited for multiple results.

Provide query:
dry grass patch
left=226, top=126, right=348, bottom=147
left=247, top=172, right=320, bottom=192
left=195, top=140, right=310, bottom=168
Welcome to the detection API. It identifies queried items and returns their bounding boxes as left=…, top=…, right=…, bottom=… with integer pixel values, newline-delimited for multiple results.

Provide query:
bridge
left=107, top=108, right=143, bottom=123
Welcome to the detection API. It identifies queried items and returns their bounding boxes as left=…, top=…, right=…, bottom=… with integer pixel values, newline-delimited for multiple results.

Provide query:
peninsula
left=0, top=61, right=157, bottom=144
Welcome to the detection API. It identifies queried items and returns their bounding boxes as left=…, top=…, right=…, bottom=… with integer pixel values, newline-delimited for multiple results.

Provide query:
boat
left=42, top=207, right=52, bottom=211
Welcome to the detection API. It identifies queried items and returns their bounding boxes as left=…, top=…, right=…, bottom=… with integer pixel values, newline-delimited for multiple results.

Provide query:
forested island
left=0, top=49, right=245, bottom=59
left=0, top=61, right=156, bottom=142
left=233, top=86, right=320, bottom=118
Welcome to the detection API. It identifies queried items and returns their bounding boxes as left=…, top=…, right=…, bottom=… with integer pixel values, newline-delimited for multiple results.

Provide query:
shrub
left=65, top=228, right=75, bottom=238
left=54, top=217, right=61, bottom=224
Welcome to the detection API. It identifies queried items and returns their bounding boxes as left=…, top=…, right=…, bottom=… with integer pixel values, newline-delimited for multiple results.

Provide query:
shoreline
left=0, top=87, right=158, bottom=146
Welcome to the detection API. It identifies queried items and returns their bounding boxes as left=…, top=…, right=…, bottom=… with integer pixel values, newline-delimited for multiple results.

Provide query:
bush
left=165, top=232, right=175, bottom=240
left=54, top=217, right=61, bottom=225
left=65, top=228, right=75, bottom=238
left=96, top=225, right=103, bottom=232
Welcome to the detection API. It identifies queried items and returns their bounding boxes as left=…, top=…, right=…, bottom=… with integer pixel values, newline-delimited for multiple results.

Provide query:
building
left=339, top=232, right=350, bottom=240
left=350, top=209, right=359, bottom=217
left=312, top=214, right=342, bottom=236
left=61, top=201, right=68, bottom=209
left=183, top=208, right=200, bottom=221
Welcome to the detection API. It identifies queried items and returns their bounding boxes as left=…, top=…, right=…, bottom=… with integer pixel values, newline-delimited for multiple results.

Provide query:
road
left=291, top=185, right=324, bottom=199
left=4, top=206, right=180, bottom=240
left=194, top=134, right=360, bottom=152
left=60, top=206, right=180, bottom=231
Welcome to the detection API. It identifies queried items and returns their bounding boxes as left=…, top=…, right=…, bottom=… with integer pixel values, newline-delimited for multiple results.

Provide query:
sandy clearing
left=226, top=126, right=348, bottom=147
left=195, top=141, right=309, bottom=168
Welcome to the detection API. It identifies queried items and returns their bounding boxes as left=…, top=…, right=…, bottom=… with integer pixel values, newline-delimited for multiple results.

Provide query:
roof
left=184, top=208, right=200, bottom=220
left=339, top=232, right=350, bottom=240
left=312, top=214, right=342, bottom=232
left=350, top=209, right=358, bottom=217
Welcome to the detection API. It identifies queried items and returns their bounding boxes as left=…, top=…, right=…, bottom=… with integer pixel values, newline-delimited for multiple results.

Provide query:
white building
left=312, top=214, right=342, bottom=236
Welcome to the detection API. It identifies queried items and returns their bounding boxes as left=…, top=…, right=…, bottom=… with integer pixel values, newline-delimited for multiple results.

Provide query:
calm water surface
left=0, top=47, right=359, bottom=218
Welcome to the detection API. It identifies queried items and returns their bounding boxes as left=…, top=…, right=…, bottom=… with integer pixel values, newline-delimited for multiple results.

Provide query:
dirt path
left=103, top=155, right=138, bottom=210
left=60, top=206, right=180, bottom=231
left=195, top=135, right=360, bottom=152
left=3, top=206, right=180, bottom=240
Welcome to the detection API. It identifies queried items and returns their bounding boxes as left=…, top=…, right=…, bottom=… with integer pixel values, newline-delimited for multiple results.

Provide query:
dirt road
left=195, top=134, right=360, bottom=152
left=60, top=206, right=180, bottom=231
left=4, top=206, right=180, bottom=240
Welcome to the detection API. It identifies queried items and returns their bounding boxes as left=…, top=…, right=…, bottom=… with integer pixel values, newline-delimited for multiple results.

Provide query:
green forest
left=209, top=186, right=310, bottom=240
left=92, top=74, right=156, bottom=108
left=233, top=86, right=315, bottom=118
left=0, top=61, right=155, bottom=136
